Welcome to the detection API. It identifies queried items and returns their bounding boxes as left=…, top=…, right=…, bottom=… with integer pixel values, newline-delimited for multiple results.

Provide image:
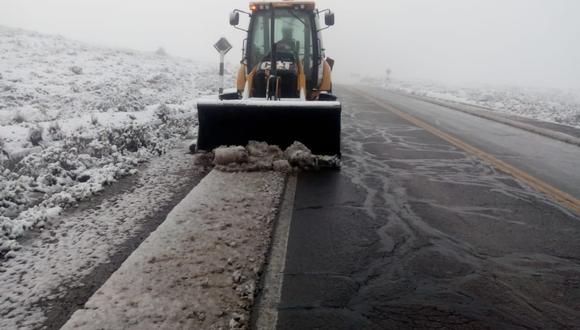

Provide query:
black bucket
left=196, top=99, right=341, bottom=157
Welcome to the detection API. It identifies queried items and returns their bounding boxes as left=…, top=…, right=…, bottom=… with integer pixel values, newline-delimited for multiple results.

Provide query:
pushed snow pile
left=214, top=146, right=249, bottom=165
left=284, top=141, right=317, bottom=168
left=209, top=141, right=340, bottom=172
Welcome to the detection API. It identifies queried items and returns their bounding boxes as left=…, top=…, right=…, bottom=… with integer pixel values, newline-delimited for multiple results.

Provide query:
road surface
left=276, top=86, right=580, bottom=329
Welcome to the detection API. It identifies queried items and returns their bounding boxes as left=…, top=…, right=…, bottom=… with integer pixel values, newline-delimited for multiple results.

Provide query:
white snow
left=208, top=141, right=339, bottom=172
left=0, top=25, right=234, bottom=254
left=284, top=141, right=317, bottom=168
left=0, top=144, right=206, bottom=330
left=381, top=79, right=580, bottom=129
left=214, top=146, right=249, bottom=165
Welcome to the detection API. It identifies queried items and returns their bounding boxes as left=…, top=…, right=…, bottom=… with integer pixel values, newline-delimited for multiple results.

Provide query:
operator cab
left=230, top=1, right=335, bottom=100
left=248, top=6, right=316, bottom=98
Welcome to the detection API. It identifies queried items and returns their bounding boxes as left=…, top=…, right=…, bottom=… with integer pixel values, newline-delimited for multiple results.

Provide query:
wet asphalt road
left=360, top=88, right=580, bottom=198
left=276, top=87, right=580, bottom=329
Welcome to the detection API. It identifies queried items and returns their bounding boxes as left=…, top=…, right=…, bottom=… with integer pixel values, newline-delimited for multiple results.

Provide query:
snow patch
left=0, top=144, right=206, bottom=329
left=214, top=146, right=249, bottom=165
left=206, top=141, right=340, bottom=172
left=0, top=25, right=236, bottom=255
left=381, top=79, right=580, bottom=129
left=284, top=141, right=317, bottom=168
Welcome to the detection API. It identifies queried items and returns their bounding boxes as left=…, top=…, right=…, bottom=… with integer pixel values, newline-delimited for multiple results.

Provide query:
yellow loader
left=197, top=1, right=341, bottom=156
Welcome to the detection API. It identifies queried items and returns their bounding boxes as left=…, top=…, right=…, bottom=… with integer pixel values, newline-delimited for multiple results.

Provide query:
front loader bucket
left=196, top=99, right=341, bottom=157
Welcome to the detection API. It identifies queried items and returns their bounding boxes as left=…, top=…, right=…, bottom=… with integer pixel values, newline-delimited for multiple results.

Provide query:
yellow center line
left=354, top=89, right=580, bottom=215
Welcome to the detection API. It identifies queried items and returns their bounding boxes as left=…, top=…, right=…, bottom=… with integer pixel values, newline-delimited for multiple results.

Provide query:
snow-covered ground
left=0, top=143, right=207, bottom=330
left=0, top=26, right=233, bottom=254
left=382, top=79, right=580, bottom=129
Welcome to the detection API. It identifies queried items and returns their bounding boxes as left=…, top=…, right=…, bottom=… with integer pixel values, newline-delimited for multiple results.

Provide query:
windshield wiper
left=289, top=9, right=307, bottom=27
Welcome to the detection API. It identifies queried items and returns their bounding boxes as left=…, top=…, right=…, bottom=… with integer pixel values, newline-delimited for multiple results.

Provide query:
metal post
left=219, top=52, right=225, bottom=95
left=214, top=37, right=232, bottom=95
left=269, top=7, right=277, bottom=100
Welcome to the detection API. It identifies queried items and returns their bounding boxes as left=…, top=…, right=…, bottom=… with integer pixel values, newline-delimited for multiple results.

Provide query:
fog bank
left=2, top=0, right=578, bottom=89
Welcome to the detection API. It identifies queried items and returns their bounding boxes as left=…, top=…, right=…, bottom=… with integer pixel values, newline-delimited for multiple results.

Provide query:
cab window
left=248, top=10, right=314, bottom=80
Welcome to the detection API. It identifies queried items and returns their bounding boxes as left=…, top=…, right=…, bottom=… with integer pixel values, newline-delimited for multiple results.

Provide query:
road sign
left=214, top=37, right=232, bottom=55
left=214, top=37, right=232, bottom=94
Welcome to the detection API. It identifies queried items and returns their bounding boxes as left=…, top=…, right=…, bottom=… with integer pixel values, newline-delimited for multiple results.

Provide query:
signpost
left=213, top=37, right=233, bottom=95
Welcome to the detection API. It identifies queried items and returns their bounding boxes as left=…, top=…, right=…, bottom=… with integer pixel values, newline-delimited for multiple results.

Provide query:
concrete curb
left=253, top=175, right=297, bottom=329
left=61, top=170, right=286, bottom=330
left=393, top=91, right=580, bottom=147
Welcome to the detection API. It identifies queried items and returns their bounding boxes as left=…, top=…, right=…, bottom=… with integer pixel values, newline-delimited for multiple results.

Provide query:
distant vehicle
left=196, top=1, right=342, bottom=157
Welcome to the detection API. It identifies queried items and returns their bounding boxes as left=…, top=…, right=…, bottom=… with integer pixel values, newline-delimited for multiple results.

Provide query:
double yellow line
left=355, top=89, right=580, bottom=215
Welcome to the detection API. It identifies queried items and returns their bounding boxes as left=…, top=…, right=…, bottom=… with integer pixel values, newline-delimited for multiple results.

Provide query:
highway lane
left=276, top=87, right=580, bottom=329
left=360, top=87, right=580, bottom=200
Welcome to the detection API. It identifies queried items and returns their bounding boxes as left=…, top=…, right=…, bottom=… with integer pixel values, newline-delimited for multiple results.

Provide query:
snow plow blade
left=196, top=99, right=341, bottom=157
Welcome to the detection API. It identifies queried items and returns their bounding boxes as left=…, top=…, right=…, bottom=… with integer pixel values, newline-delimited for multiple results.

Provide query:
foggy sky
left=1, top=0, right=579, bottom=89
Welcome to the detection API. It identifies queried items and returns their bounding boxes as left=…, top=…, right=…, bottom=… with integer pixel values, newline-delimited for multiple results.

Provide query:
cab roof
left=249, top=1, right=316, bottom=12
